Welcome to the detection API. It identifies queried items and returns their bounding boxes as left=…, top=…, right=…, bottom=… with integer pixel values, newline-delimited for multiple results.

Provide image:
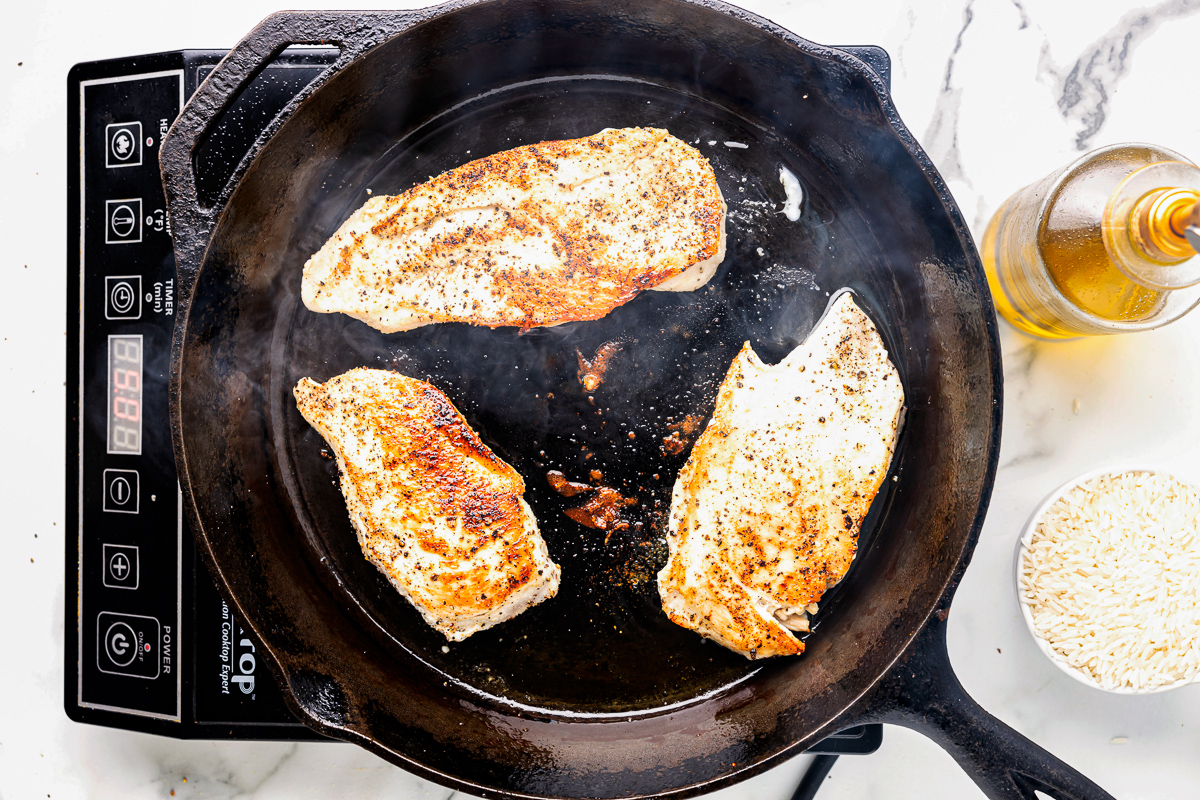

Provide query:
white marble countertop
left=3, top=0, right=1199, bottom=797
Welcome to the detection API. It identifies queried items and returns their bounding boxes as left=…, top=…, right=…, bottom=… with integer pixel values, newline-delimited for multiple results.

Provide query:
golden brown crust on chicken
left=657, top=293, right=905, bottom=659
left=302, top=127, right=726, bottom=332
left=294, top=368, right=559, bottom=640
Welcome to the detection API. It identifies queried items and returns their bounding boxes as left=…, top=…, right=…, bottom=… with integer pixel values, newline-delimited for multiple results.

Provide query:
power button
left=96, top=611, right=160, bottom=679
left=103, top=621, right=139, bottom=667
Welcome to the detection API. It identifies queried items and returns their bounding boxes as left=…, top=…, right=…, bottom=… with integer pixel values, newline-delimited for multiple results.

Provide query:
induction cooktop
left=65, top=46, right=883, bottom=761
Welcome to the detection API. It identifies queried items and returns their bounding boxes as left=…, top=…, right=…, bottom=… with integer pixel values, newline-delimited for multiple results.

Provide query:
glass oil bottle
left=982, top=143, right=1200, bottom=338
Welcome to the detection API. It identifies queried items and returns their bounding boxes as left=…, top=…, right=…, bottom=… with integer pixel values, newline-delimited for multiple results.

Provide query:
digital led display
left=107, top=334, right=142, bottom=454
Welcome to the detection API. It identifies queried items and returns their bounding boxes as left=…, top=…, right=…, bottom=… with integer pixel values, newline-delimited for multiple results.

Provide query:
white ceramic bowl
left=1015, top=465, right=1200, bottom=695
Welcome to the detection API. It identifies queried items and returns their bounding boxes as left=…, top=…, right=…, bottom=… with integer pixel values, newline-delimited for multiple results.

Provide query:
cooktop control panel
left=67, top=48, right=334, bottom=739
left=75, top=64, right=183, bottom=720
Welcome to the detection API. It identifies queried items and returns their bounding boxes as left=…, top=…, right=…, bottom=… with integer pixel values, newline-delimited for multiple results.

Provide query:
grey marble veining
left=908, top=0, right=1200, bottom=234
left=1043, top=0, right=1200, bottom=150
left=921, top=0, right=976, bottom=186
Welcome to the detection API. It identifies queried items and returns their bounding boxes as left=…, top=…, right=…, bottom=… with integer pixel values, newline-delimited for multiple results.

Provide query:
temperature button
left=102, top=544, right=139, bottom=590
left=105, top=198, right=142, bottom=244
left=105, top=121, right=143, bottom=168
left=97, top=612, right=160, bottom=679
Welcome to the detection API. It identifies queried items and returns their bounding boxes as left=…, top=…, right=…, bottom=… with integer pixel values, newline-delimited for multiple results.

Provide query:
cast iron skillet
left=160, top=2, right=1115, bottom=798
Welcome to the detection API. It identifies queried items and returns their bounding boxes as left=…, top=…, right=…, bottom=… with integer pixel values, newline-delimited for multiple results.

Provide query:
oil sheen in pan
left=283, top=74, right=906, bottom=715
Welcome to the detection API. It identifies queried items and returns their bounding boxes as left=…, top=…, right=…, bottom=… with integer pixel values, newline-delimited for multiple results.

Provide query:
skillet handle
left=862, top=612, right=1116, bottom=800
left=159, top=9, right=423, bottom=291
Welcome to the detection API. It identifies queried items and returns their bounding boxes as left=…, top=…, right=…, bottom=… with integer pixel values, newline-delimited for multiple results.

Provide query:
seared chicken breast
left=657, top=293, right=904, bottom=659
left=294, top=368, right=560, bottom=640
left=302, top=127, right=726, bottom=332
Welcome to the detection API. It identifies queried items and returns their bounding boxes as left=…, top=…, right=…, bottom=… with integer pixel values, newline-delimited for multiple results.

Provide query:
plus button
left=102, top=544, right=139, bottom=590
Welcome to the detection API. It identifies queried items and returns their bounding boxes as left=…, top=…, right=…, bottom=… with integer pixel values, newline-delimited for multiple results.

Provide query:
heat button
left=105, top=121, right=143, bottom=168
left=97, top=611, right=160, bottom=679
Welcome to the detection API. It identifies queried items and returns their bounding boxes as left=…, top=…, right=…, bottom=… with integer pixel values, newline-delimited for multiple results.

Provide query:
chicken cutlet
left=657, top=293, right=904, bottom=659
left=302, top=127, right=726, bottom=332
left=294, top=368, right=560, bottom=640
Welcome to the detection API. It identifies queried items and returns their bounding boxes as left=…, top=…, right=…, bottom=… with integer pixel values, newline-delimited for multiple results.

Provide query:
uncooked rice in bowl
left=1020, top=471, right=1200, bottom=692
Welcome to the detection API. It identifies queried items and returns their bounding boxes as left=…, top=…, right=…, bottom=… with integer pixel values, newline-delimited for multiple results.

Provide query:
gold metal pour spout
left=1134, top=188, right=1200, bottom=261
left=1170, top=195, right=1200, bottom=254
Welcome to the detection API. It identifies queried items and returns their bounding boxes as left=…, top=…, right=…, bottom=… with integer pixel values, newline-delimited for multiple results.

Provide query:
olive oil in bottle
left=983, top=143, right=1200, bottom=338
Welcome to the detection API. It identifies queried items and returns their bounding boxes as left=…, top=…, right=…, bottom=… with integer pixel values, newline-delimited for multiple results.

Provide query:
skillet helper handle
left=159, top=9, right=420, bottom=287
left=867, top=612, right=1116, bottom=800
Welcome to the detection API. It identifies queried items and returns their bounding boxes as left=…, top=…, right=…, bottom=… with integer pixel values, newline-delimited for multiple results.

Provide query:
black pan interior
left=174, top=1, right=996, bottom=794
left=281, top=75, right=905, bottom=713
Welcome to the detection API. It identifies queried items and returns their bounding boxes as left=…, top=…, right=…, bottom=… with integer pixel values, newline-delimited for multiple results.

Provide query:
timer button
left=104, top=275, right=142, bottom=320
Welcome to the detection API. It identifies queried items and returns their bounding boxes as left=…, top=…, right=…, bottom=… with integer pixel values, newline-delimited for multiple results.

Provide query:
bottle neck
left=1102, top=160, right=1200, bottom=290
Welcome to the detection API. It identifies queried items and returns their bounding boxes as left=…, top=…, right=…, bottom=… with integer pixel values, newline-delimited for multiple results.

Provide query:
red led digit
left=113, top=396, right=140, bottom=422
left=113, top=368, right=141, bottom=392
